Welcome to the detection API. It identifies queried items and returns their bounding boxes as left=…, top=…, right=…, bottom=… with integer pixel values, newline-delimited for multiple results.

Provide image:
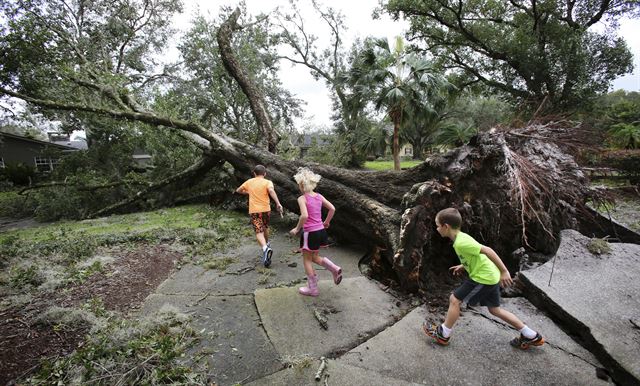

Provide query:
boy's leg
left=423, top=293, right=461, bottom=345
left=251, top=213, right=272, bottom=267
left=487, top=306, right=524, bottom=330
left=256, top=232, right=267, bottom=248
left=443, top=293, right=462, bottom=329
left=488, top=307, right=544, bottom=348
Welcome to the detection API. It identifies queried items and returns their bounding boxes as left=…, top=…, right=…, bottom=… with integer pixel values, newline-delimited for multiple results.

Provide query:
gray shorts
left=453, top=278, right=501, bottom=308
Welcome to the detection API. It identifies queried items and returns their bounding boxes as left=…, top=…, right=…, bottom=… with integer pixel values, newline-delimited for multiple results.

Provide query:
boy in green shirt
left=423, top=208, right=544, bottom=349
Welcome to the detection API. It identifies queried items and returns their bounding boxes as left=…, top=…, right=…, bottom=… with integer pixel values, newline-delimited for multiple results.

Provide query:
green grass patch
left=0, top=205, right=251, bottom=294
left=2, top=205, right=227, bottom=242
left=201, top=257, right=236, bottom=271
left=364, top=160, right=423, bottom=171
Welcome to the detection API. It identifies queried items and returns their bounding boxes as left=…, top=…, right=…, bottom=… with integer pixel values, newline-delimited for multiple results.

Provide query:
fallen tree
left=0, top=7, right=623, bottom=295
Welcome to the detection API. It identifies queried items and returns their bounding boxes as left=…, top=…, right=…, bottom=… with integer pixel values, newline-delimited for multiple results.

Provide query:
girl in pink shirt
left=289, top=168, right=342, bottom=296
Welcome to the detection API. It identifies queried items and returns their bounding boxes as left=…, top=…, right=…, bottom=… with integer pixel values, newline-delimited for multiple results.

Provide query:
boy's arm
left=480, top=245, right=513, bottom=287
left=267, top=186, right=283, bottom=215
left=235, top=186, right=248, bottom=195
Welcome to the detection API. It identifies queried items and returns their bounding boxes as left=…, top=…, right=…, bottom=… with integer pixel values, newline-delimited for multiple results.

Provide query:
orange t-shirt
left=240, top=177, right=274, bottom=213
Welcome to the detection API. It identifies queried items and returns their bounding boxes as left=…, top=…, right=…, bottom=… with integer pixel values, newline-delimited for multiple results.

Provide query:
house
left=0, top=131, right=80, bottom=172
left=48, top=133, right=88, bottom=150
left=132, top=148, right=153, bottom=168
left=401, top=143, right=414, bottom=157
left=292, top=133, right=330, bottom=159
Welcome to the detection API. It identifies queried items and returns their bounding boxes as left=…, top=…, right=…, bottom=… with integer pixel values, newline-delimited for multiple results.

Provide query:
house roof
left=51, top=140, right=88, bottom=150
left=0, top=131, right=80, bottom=151
left=293, top=134, right=330, bottom=148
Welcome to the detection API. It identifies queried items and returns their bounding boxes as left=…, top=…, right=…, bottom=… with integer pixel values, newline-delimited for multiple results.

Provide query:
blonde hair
left=293, top=167, right=321, bottom=193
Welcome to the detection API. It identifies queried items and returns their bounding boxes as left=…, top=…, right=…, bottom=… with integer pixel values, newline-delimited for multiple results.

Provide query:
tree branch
left=217, top=8, right=278, bottom=153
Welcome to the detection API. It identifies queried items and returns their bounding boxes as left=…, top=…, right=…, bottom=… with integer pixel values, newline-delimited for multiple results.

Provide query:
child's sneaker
left=422, top=322, right=450, bottom=346
left=510, top=333, right=544, bottom=349
left=262, top=247, right=273, bottom=268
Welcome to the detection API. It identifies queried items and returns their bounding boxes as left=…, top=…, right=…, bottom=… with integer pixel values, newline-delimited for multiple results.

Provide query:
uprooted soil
left=0, top=243, right=181, bottom=385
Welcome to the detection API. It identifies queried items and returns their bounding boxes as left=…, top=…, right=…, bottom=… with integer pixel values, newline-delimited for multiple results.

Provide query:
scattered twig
left=115, top=352, right=158, bottom=386
left=227, top=266, right=255, bottom=275
left=14, top=318, right=31, bottom=329
left=324, top=372, right=330, bottom=386
left=314, top=356, right=327, bottom=381
left=313, top=308, right=328, bottom=330
left=188, top=293, right=210, bottom=307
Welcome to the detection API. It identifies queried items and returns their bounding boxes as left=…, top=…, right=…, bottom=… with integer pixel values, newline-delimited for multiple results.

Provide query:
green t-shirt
left=453, top=232, right=500, bottom=285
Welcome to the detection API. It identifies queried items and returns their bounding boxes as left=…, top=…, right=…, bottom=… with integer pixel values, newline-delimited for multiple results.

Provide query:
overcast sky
left=171, top=1, right=640, bottom=128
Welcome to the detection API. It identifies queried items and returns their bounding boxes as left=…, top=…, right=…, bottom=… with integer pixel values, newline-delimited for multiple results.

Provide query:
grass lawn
left=364, top=160, right=423, bottom=171
left=1, top=204, right=249, bottom=241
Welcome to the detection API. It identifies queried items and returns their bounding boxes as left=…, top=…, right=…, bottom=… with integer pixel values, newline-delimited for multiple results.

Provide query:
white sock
left=262, top=245, right=267, bottom=252
left=441, top=324, right=452, bottom=338
left=519, top=325, right=536, bottom=339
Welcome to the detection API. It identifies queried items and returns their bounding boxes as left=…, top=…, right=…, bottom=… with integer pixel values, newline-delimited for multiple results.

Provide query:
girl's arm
left=320, top=196, right=335, bottom=228
left=290, top=196, right=308, bottom=235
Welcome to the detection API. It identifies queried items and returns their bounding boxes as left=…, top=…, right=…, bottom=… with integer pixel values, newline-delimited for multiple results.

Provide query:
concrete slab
left=139, top=293, right=282, bottom=385
left=520, top=229, right=640, bottom=385
left=340, top=300, right=610, bottom=385
left=155, top=231, right=363, bottom=296
left=255, top=276, right=411, bottom=358
left=245, top=359, right=422, bottom=386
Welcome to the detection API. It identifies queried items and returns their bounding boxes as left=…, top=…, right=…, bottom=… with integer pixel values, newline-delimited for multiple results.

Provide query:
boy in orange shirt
left=236, top=165, right=283, bottom=267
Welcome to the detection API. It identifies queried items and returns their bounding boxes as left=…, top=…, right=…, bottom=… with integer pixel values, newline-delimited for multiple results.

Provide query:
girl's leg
left=311, top=252, right=323, bottom=266
left=303, top=251, right=316, bottom=277
left=299, top=250, right=319, bottom=296
left=315, top=254, right=342, bottom=285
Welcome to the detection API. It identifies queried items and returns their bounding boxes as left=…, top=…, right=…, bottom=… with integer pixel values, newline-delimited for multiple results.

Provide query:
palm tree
left=434, top=123, right=478, bottom=147
left=350, top=36, right=452, bottom=170
left=357, top=123, right=390, bottom=159
left=400, top=96, right=453, bottom=159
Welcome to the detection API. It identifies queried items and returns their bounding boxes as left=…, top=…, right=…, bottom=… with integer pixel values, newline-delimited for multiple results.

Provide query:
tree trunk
left=393, top=119, right=401, bottom=171
left=217, top=8, right=279, bottom=153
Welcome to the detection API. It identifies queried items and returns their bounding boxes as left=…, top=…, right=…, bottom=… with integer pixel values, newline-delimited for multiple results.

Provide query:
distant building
left=401, top=143, right=413, bottom=157
left=48, top=133, right=88, bottom=150
left=292, top=134, right=330, bottom=159
left=132, top=148, right=153, bottom=168
left=0, top=131, right=80, bottom=172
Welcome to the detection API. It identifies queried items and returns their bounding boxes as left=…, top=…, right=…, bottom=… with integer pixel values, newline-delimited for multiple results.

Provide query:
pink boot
left=321, top=257, right=342, bottom=285
left=299, top=274, right=319, bottom=296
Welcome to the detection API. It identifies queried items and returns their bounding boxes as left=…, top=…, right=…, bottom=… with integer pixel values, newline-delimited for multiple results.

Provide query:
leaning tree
left=0, top=3, right=625, bottom=293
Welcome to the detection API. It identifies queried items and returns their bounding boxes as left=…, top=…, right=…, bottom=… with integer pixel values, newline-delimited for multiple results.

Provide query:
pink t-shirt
left=303, top=193, right=325, bottom=232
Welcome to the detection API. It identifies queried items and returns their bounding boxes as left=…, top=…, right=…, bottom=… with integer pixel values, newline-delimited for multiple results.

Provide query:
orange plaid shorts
left=250, top=211, right=270, bottom=234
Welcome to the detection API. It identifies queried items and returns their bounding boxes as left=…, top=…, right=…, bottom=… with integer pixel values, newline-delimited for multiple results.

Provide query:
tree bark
left=393, top=118, right=401, bottom=171
left=217, top=8, right=279, bottom=153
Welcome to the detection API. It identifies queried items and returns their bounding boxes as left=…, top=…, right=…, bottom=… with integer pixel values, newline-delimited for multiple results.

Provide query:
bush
left=1, top=162, right=36, bottom=186
left=601, top=149, right=640, bottom=184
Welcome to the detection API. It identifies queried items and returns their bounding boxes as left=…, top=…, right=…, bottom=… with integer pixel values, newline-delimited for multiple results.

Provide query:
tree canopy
left=383, top=0, right=639, bottom=109
left=349, top=36, right=453, bottom=169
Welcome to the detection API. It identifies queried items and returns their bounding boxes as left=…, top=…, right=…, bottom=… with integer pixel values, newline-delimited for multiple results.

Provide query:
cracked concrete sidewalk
left=139, top=224, right=619, bottom=385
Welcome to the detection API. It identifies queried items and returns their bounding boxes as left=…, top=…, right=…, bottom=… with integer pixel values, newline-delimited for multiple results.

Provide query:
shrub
left=601, top=149, right=640, bottom=184
left=9, top=265, right=44, bottom=288
left=0, top=162, right=36, bottom=186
